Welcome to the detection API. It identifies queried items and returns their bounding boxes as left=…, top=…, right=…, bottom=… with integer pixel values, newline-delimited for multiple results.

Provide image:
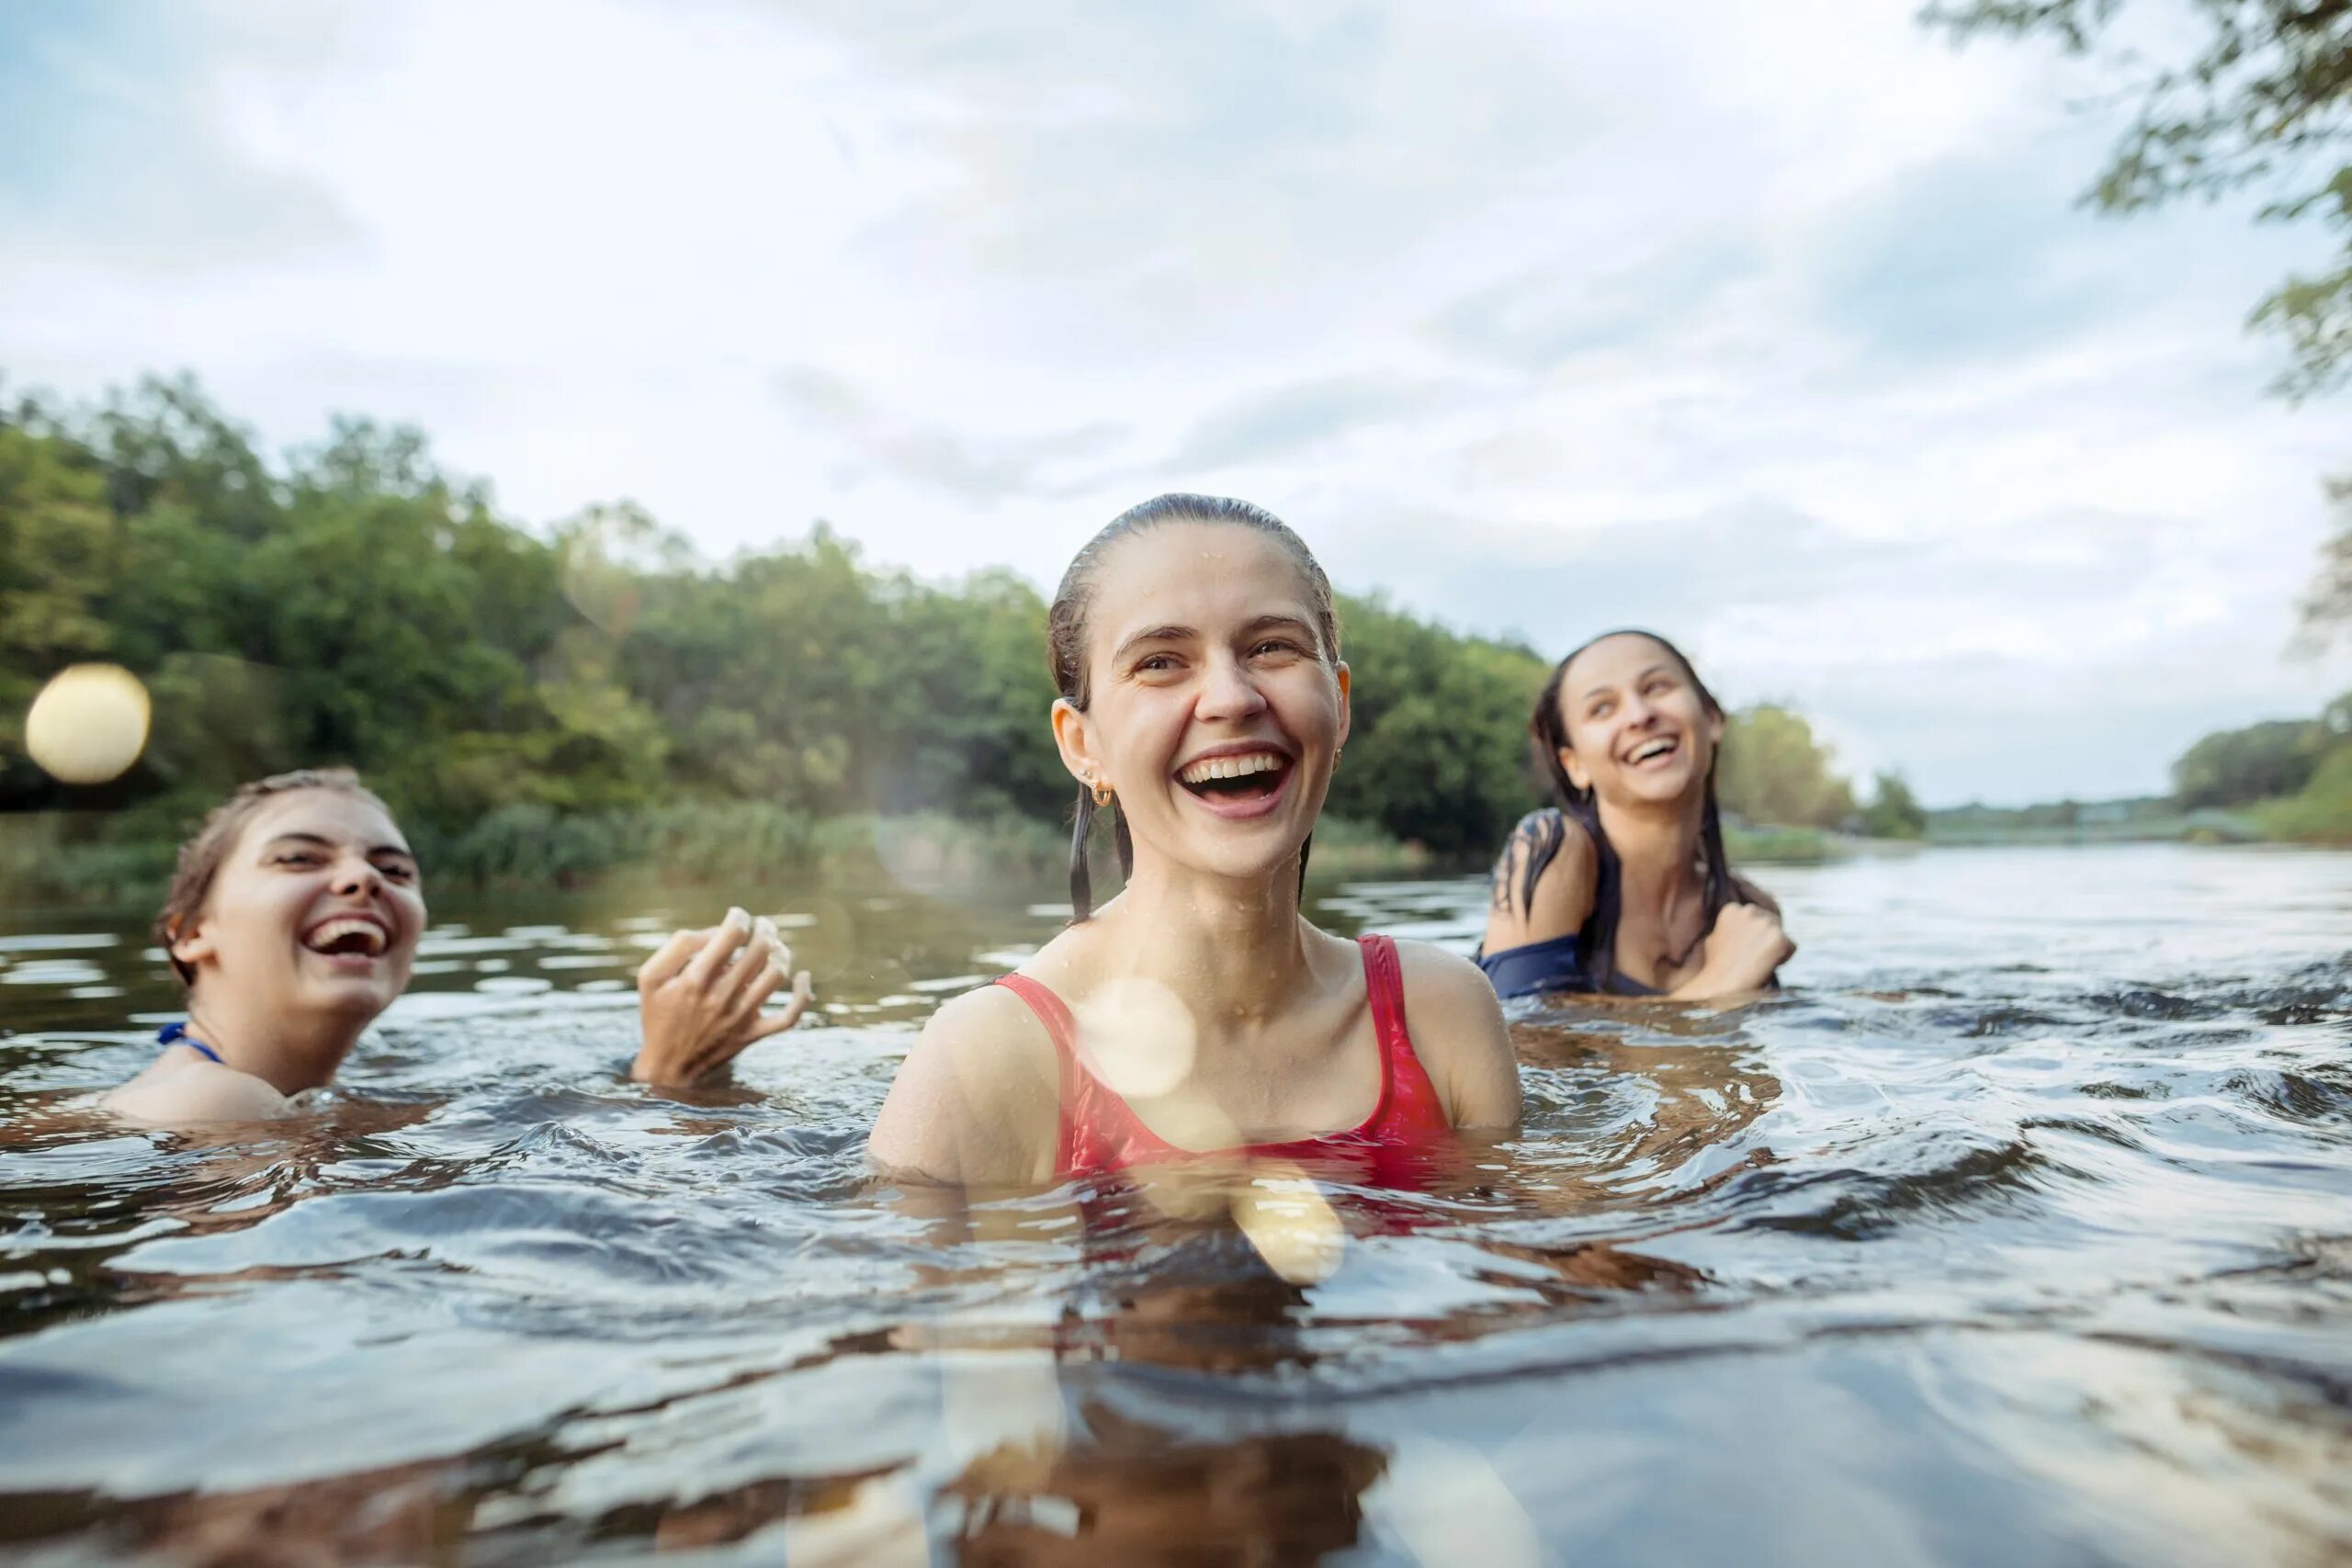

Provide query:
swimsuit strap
left=157, top=1021, right=225, bottom=1066
left=991, top=973, right=1083, bottom=1174
left=1355, top=933, right=1409, bottom=1078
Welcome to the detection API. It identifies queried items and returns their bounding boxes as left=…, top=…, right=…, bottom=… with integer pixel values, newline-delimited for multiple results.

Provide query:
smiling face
left=1055, top=521, right=1350, bottom=886
left=169, top=789, right=425, bottom=1025
left=1556, top=633, right=1724, bottom=809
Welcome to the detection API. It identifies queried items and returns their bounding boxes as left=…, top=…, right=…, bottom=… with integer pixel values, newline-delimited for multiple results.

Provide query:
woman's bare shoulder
left=867, top=981, right=1061, bottom=1184
left=1485, top=809, right=1598, bottom=949
left=1388, top=937, right=1493, bottom=1004
left=98, top=1057, right=293, bottom=1127
left=1387, top=939, right=1521, bottom=1129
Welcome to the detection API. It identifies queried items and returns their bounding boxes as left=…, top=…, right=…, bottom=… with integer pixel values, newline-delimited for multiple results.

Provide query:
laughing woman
left=1478, top=631, right=1794, bottom=1001
left=869, top=495, right=1520, bottom=1186
left=99, top=769, right=812, bottom=1125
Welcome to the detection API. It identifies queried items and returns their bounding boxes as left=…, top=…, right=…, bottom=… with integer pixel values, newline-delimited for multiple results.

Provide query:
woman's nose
left=1196, top=654, right=1269, bottom=720
left=332, top=858, right=382, bottom=897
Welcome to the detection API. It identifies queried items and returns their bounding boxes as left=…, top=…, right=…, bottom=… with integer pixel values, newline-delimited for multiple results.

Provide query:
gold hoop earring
left=1091, top=778, right=1113, bottom=808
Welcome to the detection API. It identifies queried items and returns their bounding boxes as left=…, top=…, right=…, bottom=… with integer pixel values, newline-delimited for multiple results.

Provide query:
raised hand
left=630, top=907, right=815, bottom=1085
left=1672, top=901, right=1794, bottom=1001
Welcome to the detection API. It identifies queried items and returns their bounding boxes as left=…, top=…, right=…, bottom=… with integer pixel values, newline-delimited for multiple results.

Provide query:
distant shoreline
left=6, top=806, right=2337, bottom=917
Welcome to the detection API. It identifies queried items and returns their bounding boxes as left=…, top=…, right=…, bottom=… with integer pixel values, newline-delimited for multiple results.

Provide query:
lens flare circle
left=1231, top=1168, right=1346, bottom=1285
left=24, top=663, right=152, bottom=784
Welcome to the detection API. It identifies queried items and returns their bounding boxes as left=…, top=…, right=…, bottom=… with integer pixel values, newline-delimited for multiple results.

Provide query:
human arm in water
left=631, top=907, right=816, bottom=1085
left=1481, top=811, right=1791, bottom=1000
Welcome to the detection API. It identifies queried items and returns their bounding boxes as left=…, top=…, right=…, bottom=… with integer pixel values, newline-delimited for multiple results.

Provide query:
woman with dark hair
left=869, top=494, right=1519, bottom=1185
left=97, top=768, right=813, bottom=1125
left=1478, top=631, right=1793, bottom=1000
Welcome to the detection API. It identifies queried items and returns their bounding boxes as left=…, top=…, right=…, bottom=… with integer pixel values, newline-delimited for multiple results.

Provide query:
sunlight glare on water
left=0, top=844, right=2347, bottom=1565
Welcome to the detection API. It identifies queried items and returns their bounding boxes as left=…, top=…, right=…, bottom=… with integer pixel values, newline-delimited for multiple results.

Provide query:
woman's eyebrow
left=1580, top=663, right=1669, bottom=702
left=1111, top=624, right=1194, bottom=662
left=259, top=833, right=414, bottom=860
left=1238, top=614, right=1316, bottom=639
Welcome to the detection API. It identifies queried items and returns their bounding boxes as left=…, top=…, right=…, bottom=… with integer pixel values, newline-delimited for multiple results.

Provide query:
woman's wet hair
left=1047, top=493, right=1340, bottom=921
left=155, top=769, right=393, bottom=988
left=1522, top=630, right=1769, bottom=990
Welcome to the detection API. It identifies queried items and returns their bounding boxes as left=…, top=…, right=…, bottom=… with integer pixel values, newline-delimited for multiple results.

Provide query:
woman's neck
left=1595, top=792, right=1707, bottom=916
left=1088, top=850, right=1316, bottom=1028
left=182, top=992, right=364, bottom=1097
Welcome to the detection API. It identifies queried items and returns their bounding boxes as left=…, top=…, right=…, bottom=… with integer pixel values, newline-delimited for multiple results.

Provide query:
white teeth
left=1628, top=739, right=1677, bottom=764
left=1178, top=751, right=1285, bottom=785
left=305, top=917, right=387, bottom=956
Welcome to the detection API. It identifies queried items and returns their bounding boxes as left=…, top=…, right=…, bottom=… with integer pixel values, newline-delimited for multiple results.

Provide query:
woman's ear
left=1559, top=744, right=1589, bottom=795
left=1334, top=661, right=1352, bottom=750
left=167, top=915, right=215, bottom=974
left=1051, top=698, right=1101, bottom=790
left=1706, top=705, right=1726, bottom=749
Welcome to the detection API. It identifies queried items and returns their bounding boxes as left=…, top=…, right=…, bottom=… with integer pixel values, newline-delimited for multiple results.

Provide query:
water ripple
left=1, top=845, right=2348, bottom=1564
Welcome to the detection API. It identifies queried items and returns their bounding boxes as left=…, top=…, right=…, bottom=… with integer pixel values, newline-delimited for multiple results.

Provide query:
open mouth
left=1624, top=736, right=1680, bottom=769
left=1175, top=749, right=1295, bottom=813
left=303, top=916, right=390, bottom=959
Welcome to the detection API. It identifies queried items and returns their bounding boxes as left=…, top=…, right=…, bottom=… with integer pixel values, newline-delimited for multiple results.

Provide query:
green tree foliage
left=0, top=376, right=1608, bottom=872
left=0, top=374, right=1898, bottom=875
left=2253, top=740, right=2352, bottom=840
left=0, top=411, right=116, bottom=771
left=1717, top=705, right=1858, bottom=829
left=2217, top=688, right=2352, bottom=840
left=1861, top=771, right=1929, bottom=839
left=1323, top=594, right=1551, bottom=856
left=2170, top=715, right=2329, bottom=807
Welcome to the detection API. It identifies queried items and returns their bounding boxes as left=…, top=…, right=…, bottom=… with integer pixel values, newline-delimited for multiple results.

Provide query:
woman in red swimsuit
left=869, top=494, right=1520, bottom=1185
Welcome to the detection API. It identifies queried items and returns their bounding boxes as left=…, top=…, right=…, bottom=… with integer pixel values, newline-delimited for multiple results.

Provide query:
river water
left=0, top=844, right=2347, bottom=1566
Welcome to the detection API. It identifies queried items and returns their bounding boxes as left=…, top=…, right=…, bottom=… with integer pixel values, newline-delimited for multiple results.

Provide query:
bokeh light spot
left=24, top=663, right=152, bottom=784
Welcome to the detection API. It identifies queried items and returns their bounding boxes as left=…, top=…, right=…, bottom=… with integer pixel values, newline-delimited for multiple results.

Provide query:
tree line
left=1, top=375, right=1903, bottom=893
left=2167, top=694, right=2352, bottom=842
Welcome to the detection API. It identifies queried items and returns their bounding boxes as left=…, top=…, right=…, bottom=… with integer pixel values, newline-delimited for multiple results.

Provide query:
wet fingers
left=752, top=972, right=816, bottom=1040
left=636, top=928, right=706, bottom=992
left=682, top=907, right=755, bottom=987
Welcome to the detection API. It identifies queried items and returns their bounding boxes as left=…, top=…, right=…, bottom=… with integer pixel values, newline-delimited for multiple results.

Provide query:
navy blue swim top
left=157, top=1022, right=225, bottom=1066
left=1476, top=931, right=1661, bottom=999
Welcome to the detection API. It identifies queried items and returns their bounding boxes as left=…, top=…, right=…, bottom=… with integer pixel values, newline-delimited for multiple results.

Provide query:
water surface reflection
left=1, top=845, right=2347, bottom=1564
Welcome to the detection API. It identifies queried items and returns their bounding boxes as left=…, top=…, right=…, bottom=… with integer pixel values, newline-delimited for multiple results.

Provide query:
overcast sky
left=3, top=0, right=2343, bottom=806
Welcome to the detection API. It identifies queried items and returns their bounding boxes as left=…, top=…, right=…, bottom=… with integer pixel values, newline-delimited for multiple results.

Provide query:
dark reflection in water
left=2, top=845, right=2349, bottom=1565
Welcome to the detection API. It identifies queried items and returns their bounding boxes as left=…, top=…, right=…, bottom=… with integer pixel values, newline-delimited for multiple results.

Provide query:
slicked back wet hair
left=155, top=768, right=397, bottom=988
left=1047, top=493, right=1340, bottom=922
left=1520, top=629, right=1770, bottom=990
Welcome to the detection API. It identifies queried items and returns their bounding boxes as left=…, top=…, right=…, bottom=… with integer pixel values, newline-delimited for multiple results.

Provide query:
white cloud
left=1, top=0, right=2342, bottom=805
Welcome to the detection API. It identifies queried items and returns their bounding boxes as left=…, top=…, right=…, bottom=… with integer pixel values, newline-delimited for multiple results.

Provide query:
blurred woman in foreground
left=100, top=768, right=808, bottom=1125
left=1479, top=631, right=1792, bottom=1000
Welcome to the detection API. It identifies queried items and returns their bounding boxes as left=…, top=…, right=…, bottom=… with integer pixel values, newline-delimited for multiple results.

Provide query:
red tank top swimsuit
left=993, top=934, right=1453, bottom=1180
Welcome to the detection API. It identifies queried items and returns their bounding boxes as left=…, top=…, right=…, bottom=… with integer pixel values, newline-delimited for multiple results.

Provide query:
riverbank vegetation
left=2178, top=696, right=2352, bottom=847
left=2, top=376, right=1915, bottom=904
left=1927, top=694, right=2352, bottom=848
